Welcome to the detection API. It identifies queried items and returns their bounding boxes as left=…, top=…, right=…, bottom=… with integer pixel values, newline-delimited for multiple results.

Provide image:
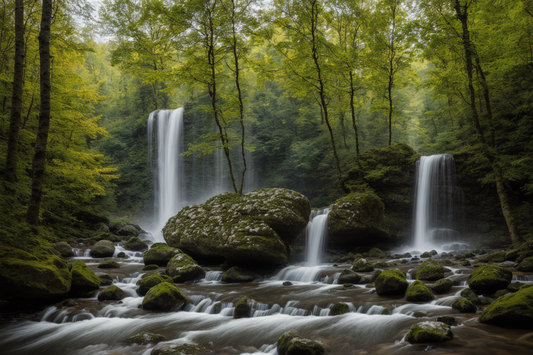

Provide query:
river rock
left=508, top=282, right=525, bottom=293
left=436, top=316, right=456, bottom=326
left=70, top=260, right=101, bottom=297
left=406, top=280, right=435, bottom=302
left=0, top=246, right=72, bottom=303
left=234, top=297, right=254, bottom=319
left=98, top=285, right=125, bottom=301
left=95, top=272, right=113, bottom=286
left=337, top=269, right=361, bottom=284
left=330, top=303, right=349, bottom=315
left=137, top=273, right=173, bottom=296
left=516, top=256, right=533, bottom=272
left=54, top=242, right=74, bottom=257
left=124, top=236, right=148, bottom=251
left=142, top=282, right=187, bottom=311
left=166, top=251, right=205, bottom=283
left=452, top=298, right=477, bottom=313
left=327, top=191, right=388, bottom=247
left=469, top=265, right=512, bottom=294
left=151, top=343, right=211, bottom=355
left=143, top=243, right=182, bottom=267
left=375, top=269, right=408, bottom=295
left=479, top=286, right=533, bottom=328
left=163, top=188, right=310, bottom=266
left=117, top=224, right=140, bottom=237
left=277, top=331, right=325, bottom=355
left=90, top=240, right=115, bottom=258
left=352, top=258, right=374, bottom=272
left=222, top=266, right=261, bottom=283
left=98, top=260, right=120, bottom=269
left=477, top=251, right=506, bottom=263
left=406, top=321, right=453, bottom=343
left=124, top=332, right=167, bottom=345
left=431, top=278, right=453, bottom=293
left=416, top=259, right=444, bottom=281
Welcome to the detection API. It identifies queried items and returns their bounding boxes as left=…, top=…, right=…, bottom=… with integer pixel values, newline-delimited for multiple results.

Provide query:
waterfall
left=147, top=108, right=185, bottom=240
left=305, top=209, right=330, bottom=266
left=412, top=154, right=464, bottom=250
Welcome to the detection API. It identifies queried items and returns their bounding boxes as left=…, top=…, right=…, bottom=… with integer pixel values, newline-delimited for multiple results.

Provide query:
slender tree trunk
left=349, top=71, right=360, bottom=160
left=5, top=0, right=24, bottom=183
left=454, top=0, right=523, bottom=246
left=27, top=0, right=52, bottom=225
left=387, top=73, right=393, bottom=146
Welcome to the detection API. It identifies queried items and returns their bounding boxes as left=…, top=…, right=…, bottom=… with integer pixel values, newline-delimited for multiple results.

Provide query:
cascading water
left=412, top=154, right=464, bottom=250
left=305, top=209, right=330, bottom=266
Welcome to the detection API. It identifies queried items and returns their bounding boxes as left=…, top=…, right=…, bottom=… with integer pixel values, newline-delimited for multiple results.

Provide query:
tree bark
left=349, top=71, right=360, bottom=160
left=4, top=0, right=24, bottom=183
left=27, top=0, right=52, bottom=225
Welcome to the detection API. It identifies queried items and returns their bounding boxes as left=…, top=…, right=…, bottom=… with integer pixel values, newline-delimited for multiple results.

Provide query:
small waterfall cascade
left=147, top=108, right=185, bottom=239
left=305, top=208, right=331, bottom=266
left=412, top=154, right=464, bottom=250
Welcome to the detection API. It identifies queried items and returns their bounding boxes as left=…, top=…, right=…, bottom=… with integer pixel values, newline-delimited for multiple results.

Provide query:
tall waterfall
left=305, top=209, right=330, bottom=266
left=412, top=154, right=464, bottom=250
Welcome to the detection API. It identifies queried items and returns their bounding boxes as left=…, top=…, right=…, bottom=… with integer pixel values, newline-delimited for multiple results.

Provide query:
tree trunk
left=4, top=0, right=24, bottom=184
left=454, top=0, right=523, bottom=246
left=27, top=0, right=52, bottom=225
left=349, top=71, right=360, bottom=160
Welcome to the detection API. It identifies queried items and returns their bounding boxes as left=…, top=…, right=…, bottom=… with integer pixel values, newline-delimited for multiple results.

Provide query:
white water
left=303, top=209, right=330, bottom=267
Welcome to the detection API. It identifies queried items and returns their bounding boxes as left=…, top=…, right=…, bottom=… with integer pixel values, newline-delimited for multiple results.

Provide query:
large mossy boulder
left=375, top=269, right=408, bottom=295
left=166, top=251, right=205, bottom=283
left=477, top=251, right=506, bottom=263
left=163, top=188, right=311, bottom=266
left=98, top=285, right=125, bottom=301
left=328, top=191, right=388, bottom=247
left=351, top=258, right=374, bottom=272
left=54, top=242, right=74, bottom=257
left=277, top=331, right=325, bottom=355
left=142, top=282, right=187, bottom=311
left=406, top=280, right=435, bottom=302
left=90, top=240, right=115, bottom=258
left=469, top=265, right=512, bottom=295
left=337, top=269, right=361, bottom=284
left=416, top=259, right=444, bottom=281
left=143, top=243, right=182, bottom=267
left=124, top=236, right=148, bottom=251
left=117, top=224, right=140, bottom=237
left=406, top=321, right=453, bottom=343
left=0, top=246, right=72, bottom=303
left=479, top=286, right=533, bottom=328
left=516, top=256, right=533, bottom=272
left=70, top=260, right=101, bottom=297
left=222, top=266, right=261, bottom=283
left=137, top=273, right=173, bottom=296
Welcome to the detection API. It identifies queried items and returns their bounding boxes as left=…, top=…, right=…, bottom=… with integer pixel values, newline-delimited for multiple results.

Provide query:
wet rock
left=95, top=272, right=113, bottom=286
left=222, top=266, right=261, bottom=283
left=505, top=249, right=519, bottom=261
left=406, top=321, right=453, bottom=343
left=137, top=273, right=174, bottom=296
left=342, top=283, right=355, bottom=289
left=452, top=298, right=477, bottom=313
left=124, top=236, right=148, bottom=251
left=98, top=285, right=125, bottom=301
left=420, top=251, right=433, bottom=258
left=98, top=260, right=120, bottom=269
left=430, top=250, right=438, bottom=255
left=416, top=259, right=444, bottom=281
left=374, top=261, right=389, bottom=268
left=479, top=286, right=533, bottom=328
left=54, top=242, right=74, bottom=257
left=371, top=270, right=382, bottom=282
left=508, top=282, right=525, bottom=293
left=431, top=278, right=453, bottom=293
left=330, top=303, right=349, bottom=315
left=283, top=281, right=293, bottom=286
left=352, top=258, right=374, bottom=272
left=477, top=251, right=506, bottom=263
left=90, top=240, right=115, bottom=258
left=406, top=280, right=435, bottom=302
left=469, top=265, right=512, bottom=294
left=143, top=243, right=182, bottom=267
left=381, top=308, right=390, bottom=315
left=234, top=297, right=253, bottom=319
left=375, top=269, right=408, bottom=295
left=117, top=224, right=140, bottom=237
left=142, top=282, right=187, bottom=311
left=143, top=264, right=159, bottom=271
left=460, top=288, right=481, bottom=304
left=150, top=343, right=211, bottom=355
left=62, top=299, right=77, bottom=307
left=337, top=269, right=361, bottom=284
left=166, top=251, right=205, bottom=283
left=460, top=259, right=471, bottom=266
left=437, top=259, right=455, bottom=267
left=163, top=188, right=310, bottom=266
left=360, top=276, right=372, bottom=284
left=116, top=252, right=126, bottom=258
left=495, top=289, right=512, bottom=298
left=277, top=331, right=325, bottom=355
left=124, top=332, right=167, bottom=345
left=436, top=316, right=456, bottom=326
left=70, top=260, right=101, bottom=297
left=368, top=248, right=387, bottom=258
left=516, top=256, right=533, bottom=272
left=455, top=252, right=475, bottom=260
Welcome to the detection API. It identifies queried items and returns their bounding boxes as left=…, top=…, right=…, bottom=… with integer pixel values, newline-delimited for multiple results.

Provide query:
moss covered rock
left=352, top=258, right=374, bottom=272
left=124, top=332, right=167, bottom=345
left=222, top=266, right=261, bottom=283
left=124, top=236, right=148, bottom=251
left=375, top=269, right=408, bottom=295
left=166, top=250, right=205, bottom=283
left=97, top=260, right=120, bottom=269
left=95, top=272, right=113, bottom=286
left=469, top=265, right=512, bottom=294
left=508, top=282, right=525, bottom=293
left=516, top=256, right=533, bottom=272
left=117, top=224, right=140, bottom=237
left=432, top=278, right=453, bottom=293
left=0, top=246, right=72, bottom=303
left=338, top=269, right=361, bottom=284
left=97, top=284, right=125, bottom=301
left=142, top=282, right=187, bottom=311
left=479, top=286, right=533, bottom=328
left=477, top=251, right=506, bottom=263
left=328, top=191, right=388, bottom=247
left=452, top=298, right=477, bottom=313
left=151, top=343, right=211, bottom=355
left=71, top=260, right=101, bottom=297
left=137, top=273, right=173, bottom=296
left=406, top=321, right=453, bottom=343
left=54, top=242, right=74, bottom=258
left=406, top=281, right=435, bottom=302
left=90, top=240, right=115, bottom=258
left=143, top=243, right=182, bottom=267
left=234, top=297, right=253, bottom=319
left=277, top=331, right=325, bottom=355
left=416, top=259, right=444, bottom=281
left=163, top=188, right=310, bottom=266
left=330, top=303, right=349, bottom=316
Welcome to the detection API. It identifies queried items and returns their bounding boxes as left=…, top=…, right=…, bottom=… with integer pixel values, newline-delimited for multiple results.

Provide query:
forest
left=1, top=0, right=533, bottom=248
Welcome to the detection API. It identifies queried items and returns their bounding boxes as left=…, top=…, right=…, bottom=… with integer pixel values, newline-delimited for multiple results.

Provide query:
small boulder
left=222, top=266, right=261, bottom=283
left=95, top=272, right=113, bottom=286
left=142, top=282, right=187, bottom=311
left=97, top=285, right=125, bottom=301
left=97, top=260, right=120, bottom=269
left=124, top=332, right=167, bottom=345
left=479, top=286, right=533, bottom=328
left=150, top=343, right=211, bottom=355
left=234, top=297, right=253, bottom=319
left=124, top=236, right=148, bottom=251
left=368, top=248, right=387, bottom=258
left=460, top=288, right=481, bottom=305
left=116, top=252, right=126, bottom=258
left=469, top=265, right=512, bottom=294
left=283, top=281, right=293, bottom=286
left=54, top=242, right=74, bottom=257
left=420, top=251, right=433, bottom=258
left=505, top=249, right=519, bottom=261
left=166, top=251, right=205, bottom=283
left=337, top=269, right=361, bottom=284
left=406, top=280, right=435, bottom=302
left=416, top=259, right=444, bottom=281
left=406, top=321, right=453, bottom=343
left=352, top=258, right=374, bottom=272
left=374, top=261, right=389, bottom=268
left=330, top=303, right=349, bottom=315
left=431, top=278, right=453, bottom=293
left=143, top=243, right=182, bottom=267
left=137, top=273, right=174, bottom=296
left=452, top=298, right=477, bottom=313
left=90, top=240, right=115, bottom=258
left=277, top=331, right=325, bottom=355
left=117, top=224, right=140, bottom=237
left=143, top=264, right=159, bottom=271
left=436, top=316, right=456, bottom=326
left=70, top=260, right=101, bottom=297
left=375, top=269, right=408, bottom=295
left=516, top=256, right=533, bottom=272
left=477, top=251, right=506, bottom=263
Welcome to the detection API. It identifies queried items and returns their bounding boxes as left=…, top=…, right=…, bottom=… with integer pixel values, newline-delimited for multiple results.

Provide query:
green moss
left=368, top=248, right=385, bottom=257
left=143, top=243, right=181, bottom=267
left=375, top=269, right=408, bottom=295
left=143, top=264, right=159, bottom=271
left=142, top=282, right=187, bottom=311
left=406, top=321, right=453, bottom=343
left=416, top=259, right=444, bottom=281
left=469, top=265, right=512, bottom=294
left=234, top=297, right=253, bottom=319
left=477, top=251, right=506, bottom=263
left=406, top=280, right=435, bottom=302
left=137, top=273, right=173, bottom=296
left=432, top=278, right=453, bottom=293
left=166, top=251, right=205, bottom=283
left=330, top=303, right=349, bottom=315
left=479, top=286, right=533, bottom=328
left=352, top=258, right=374, bottom=272
left=90, top=240, right=115, bottom=258
left=517, top=256, right=533, bottom=272
left=124, top=236, right=148, bottom=251
left=97, top=284, right=125, bottom=301
left=452, top=298, right=477, bottom=313
left=97, top=260, right=120, bottom=269
left=277, top=331, right=325, bottom=355
left=71, top=260, right=101, bottom=296
left=338, top=269, right=361, bottom=284
left=124, top=332, right=166, bottom=345
left=222, top=266, right=260, bottom=283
